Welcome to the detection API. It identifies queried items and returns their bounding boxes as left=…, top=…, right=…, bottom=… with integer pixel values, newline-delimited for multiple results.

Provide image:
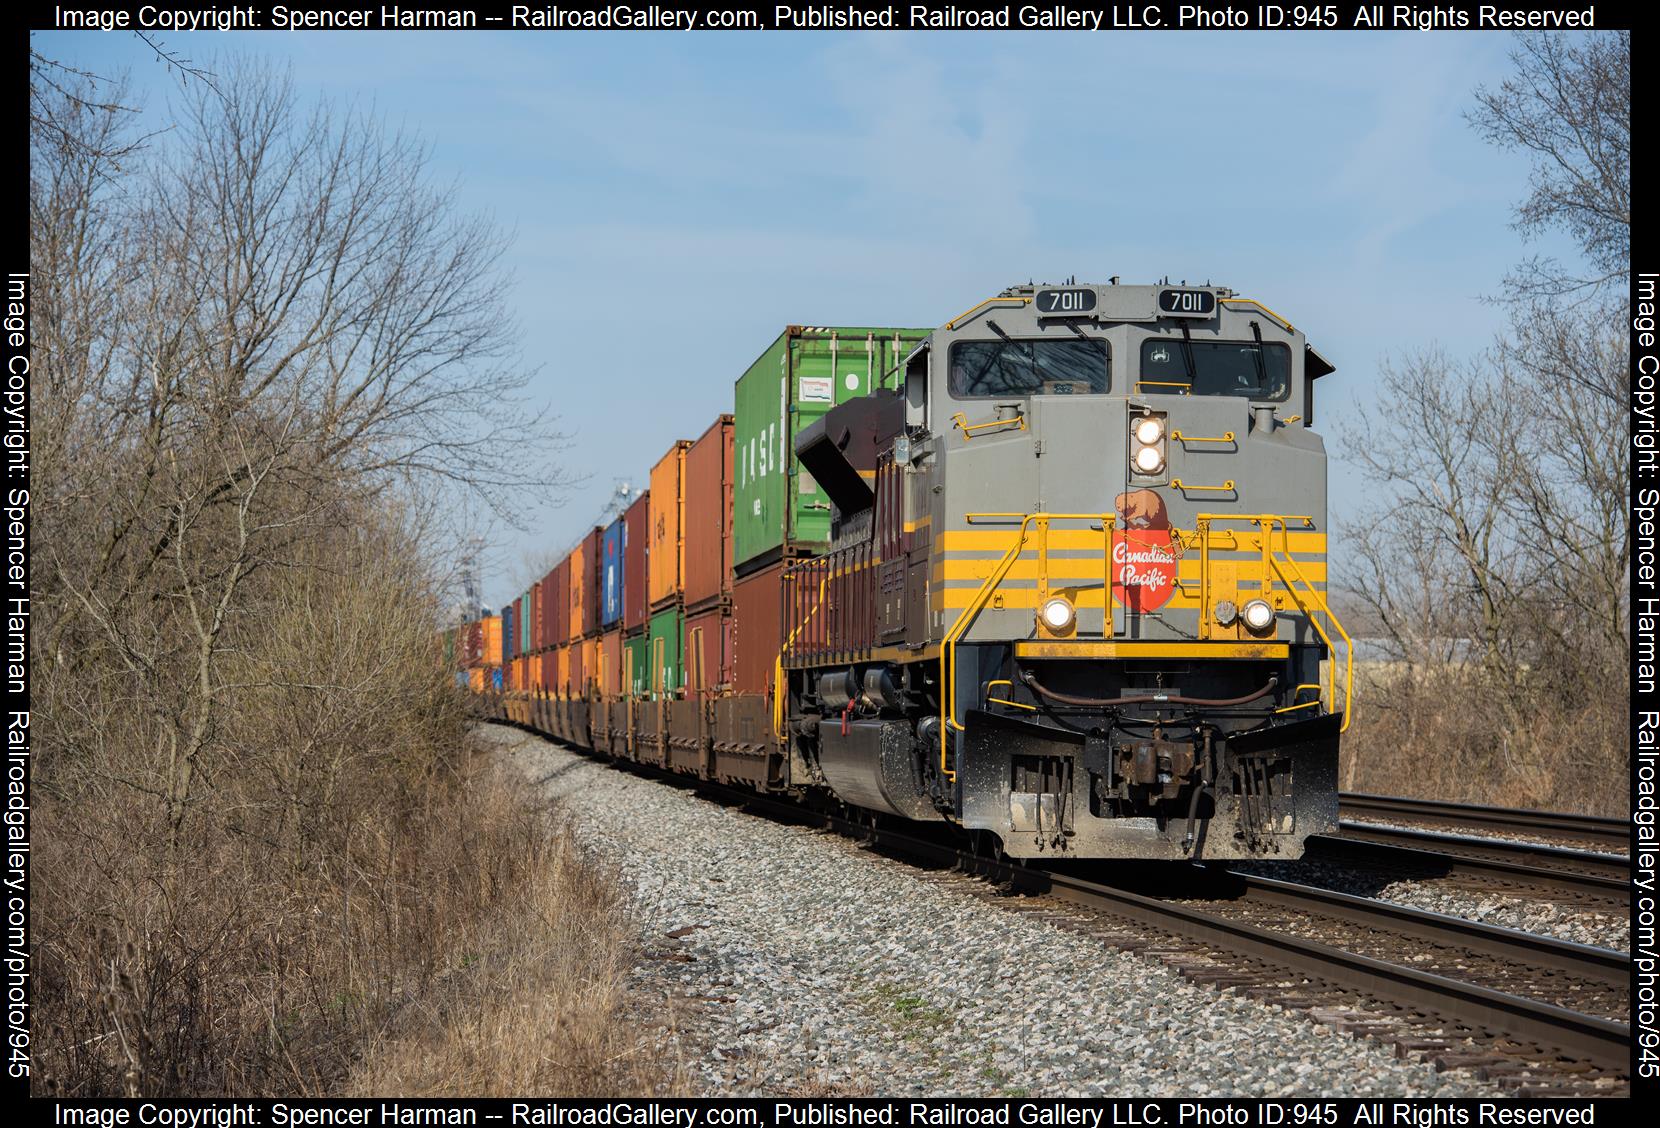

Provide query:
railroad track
left=497, top=724, right=1631, bottom=1093
left=1315, top=823, right=1631, bottom=906
left=1338, top=792, right=1631, bottom=852
left=690, top=777, right=1632, bottom=1093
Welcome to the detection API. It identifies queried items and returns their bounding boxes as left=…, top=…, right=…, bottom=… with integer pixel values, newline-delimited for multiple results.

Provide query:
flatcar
left=459, top=281, right=1351, bottom=860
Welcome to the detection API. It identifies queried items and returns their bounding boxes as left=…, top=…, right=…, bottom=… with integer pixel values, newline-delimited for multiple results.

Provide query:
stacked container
left=601, top=517, right=625, bottom=628
left=581, top=527, right=603, bottom=638
left=683, top=415, right=735, bottom=698
left=625, top=634, right=651, bottom=697
left=649, top=441, right=692, bottom=610
left=647, top=608, right=682, bottom=698
left=683, top=415, right=734, bottom=612
left=685, top=606, right=734, bottom=692
left=732, top=562, right=784, bottom=695
left=623, top=492, right=650, bottom=636
left=732, top=326, right=929, bottom=576
left=543, top=561, right=568, bottom=658
left=569, top=536, right=590, bottom=645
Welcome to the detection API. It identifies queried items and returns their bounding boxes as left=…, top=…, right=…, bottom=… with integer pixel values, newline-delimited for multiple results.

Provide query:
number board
left=1157, top=288, right=1217, bottom=317
left=1034, top=288, right=1097, bottom=315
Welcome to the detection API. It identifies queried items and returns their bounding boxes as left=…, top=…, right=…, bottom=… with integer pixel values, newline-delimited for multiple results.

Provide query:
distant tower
left=458, top=534, right=487, bottom=622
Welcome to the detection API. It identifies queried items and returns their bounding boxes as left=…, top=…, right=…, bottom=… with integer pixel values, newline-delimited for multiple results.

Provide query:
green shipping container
left=442, top=627, right=456, bottom=669
left=732, top=325, right=930, bottom=572
left=624, top=635, right=652, bottom=697
left=646, top=608, right=683, bottom=699
left=518, top=593, right=531, bottom=656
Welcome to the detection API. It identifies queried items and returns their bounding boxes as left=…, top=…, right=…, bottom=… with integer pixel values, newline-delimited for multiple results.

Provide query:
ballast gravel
left=1229, top=857, right=1629, bottom=952
left=478, top=727, right=1507, bottom=1097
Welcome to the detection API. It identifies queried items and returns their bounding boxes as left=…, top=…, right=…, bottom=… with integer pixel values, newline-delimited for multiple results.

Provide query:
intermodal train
left=448, top=281, right=1352, bottom=859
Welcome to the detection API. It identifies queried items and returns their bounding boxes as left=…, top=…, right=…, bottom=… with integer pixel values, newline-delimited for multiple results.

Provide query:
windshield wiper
left=1248, top=320, right=1270, bottom=392
left=1178, top=320, right=1198, bottom=390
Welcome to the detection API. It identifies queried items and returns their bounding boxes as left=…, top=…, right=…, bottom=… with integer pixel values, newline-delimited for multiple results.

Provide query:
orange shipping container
left=580, top=637, right=598, bottom=696
left=480, top=616, right=502, bottom=665
left=649, top=440, right=692, bottom=609
left=555, top=646, right=571, bottom=695
left=469, top=667, right=486, bottom=693
left=568, top=543, right=588, bottom=645
left=529, top=654, right=543, bottom=692
left=683, top=415, right=734, bottom=611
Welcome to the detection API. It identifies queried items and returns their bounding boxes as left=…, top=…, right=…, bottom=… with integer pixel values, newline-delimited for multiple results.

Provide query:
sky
left=33, top=27, right=1580, bottom=608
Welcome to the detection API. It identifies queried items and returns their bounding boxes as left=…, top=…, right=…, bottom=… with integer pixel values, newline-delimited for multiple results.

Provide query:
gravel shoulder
left=478, top=725, right=1506, bottom=1097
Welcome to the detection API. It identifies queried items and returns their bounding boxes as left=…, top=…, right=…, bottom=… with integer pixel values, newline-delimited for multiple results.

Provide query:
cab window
left=949, top=338, right=1109, bottom=398
left=1139, top=338, right=1290, bottom=400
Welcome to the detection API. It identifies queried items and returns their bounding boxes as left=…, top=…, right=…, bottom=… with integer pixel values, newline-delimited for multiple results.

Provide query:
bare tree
left=1469, top=31, right=1630, bottom=303
left=1337, top=32, right=1630, bottom=812
left=31, top=54, right=583, bottom=1095
left=34, top=58, right=563, bottom=844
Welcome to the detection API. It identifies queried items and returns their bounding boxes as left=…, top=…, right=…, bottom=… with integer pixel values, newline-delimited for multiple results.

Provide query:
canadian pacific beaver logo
left=1113, top=489, right=1182, bottom=613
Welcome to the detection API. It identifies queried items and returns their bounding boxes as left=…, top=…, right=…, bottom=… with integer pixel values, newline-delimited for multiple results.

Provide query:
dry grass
left=349, top=778, right=684, bottom=1097
left=1339, top=663, right=1628, bottom=817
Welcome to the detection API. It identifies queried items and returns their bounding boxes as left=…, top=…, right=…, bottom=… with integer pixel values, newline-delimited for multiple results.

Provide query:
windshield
left=949, top=338, right=1109, bottom=397
left=1139, top=338, right=1291, bottom=399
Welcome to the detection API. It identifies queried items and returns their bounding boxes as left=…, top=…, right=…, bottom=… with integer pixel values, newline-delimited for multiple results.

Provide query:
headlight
left=1134, top=446, right=1165, bottom=474
left=1133, top=416, right=1164, bottom=445
left=1241, top=598, right=1275, bottom=632
left=1038, top=596, right=1075, bottom=633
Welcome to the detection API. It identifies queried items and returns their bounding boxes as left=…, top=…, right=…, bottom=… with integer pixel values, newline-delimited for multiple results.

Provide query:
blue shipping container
left=601, top=517, right=625, bottom=626
left=501, top=604, right=515, bottom=667
left=491, top=667, right=503, bottom=692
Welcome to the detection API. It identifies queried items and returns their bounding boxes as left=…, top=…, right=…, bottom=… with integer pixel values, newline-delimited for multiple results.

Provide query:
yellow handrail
left=1266, top=538, right=1353, bottom=732
left=1170, top=430, right=1236, bottom=445
left=939, top=513, right=1116, bottom=780
left=1192, top=514, right=1351, bottom=732
left=1171, top=478, right=1236, bottom=493
left=774, top=573, right=831, bottom=739
left=950, top=411, right=1027, bottom=440
left=945, top=294, right=1031, bottom=330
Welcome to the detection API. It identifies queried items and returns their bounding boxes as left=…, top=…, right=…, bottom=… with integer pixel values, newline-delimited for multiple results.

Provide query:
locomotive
left=466, top=281, right=1351, bottom=860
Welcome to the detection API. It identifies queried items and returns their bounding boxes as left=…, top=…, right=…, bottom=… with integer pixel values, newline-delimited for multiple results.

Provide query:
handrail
left=940, top=513, right=1116, bottom=780
left=1266, top=537, right=1353, bottom=732
left=1170, top=430, right=1236, bottom=445
left=945, top=294, right=1031, bottom=331
left=1171, top=478, right=1236, bottom=493
left=951, top=411, right=1027, bottom=440
left=774, top=573, right=831, bottom=739
left=1192, top=514, right=1350, bottom=732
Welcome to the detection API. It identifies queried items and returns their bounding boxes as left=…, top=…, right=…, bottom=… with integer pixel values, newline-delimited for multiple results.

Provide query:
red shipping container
left=529, top=581, right=542, bottom=651
left=683, top=414, right=734, bottom=612
left=623, top=491, right=650, bottom=632
left=685, top=607, right=735, bottom=694
left=544, top=559, right=569, bottom=650
left=582, top=526, right=603, bottom=637
left=732, top=560, right=783, bottom=695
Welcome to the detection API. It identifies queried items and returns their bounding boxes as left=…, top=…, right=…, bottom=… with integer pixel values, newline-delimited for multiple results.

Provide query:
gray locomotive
left=782, top=281, right=1349, bottom=859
